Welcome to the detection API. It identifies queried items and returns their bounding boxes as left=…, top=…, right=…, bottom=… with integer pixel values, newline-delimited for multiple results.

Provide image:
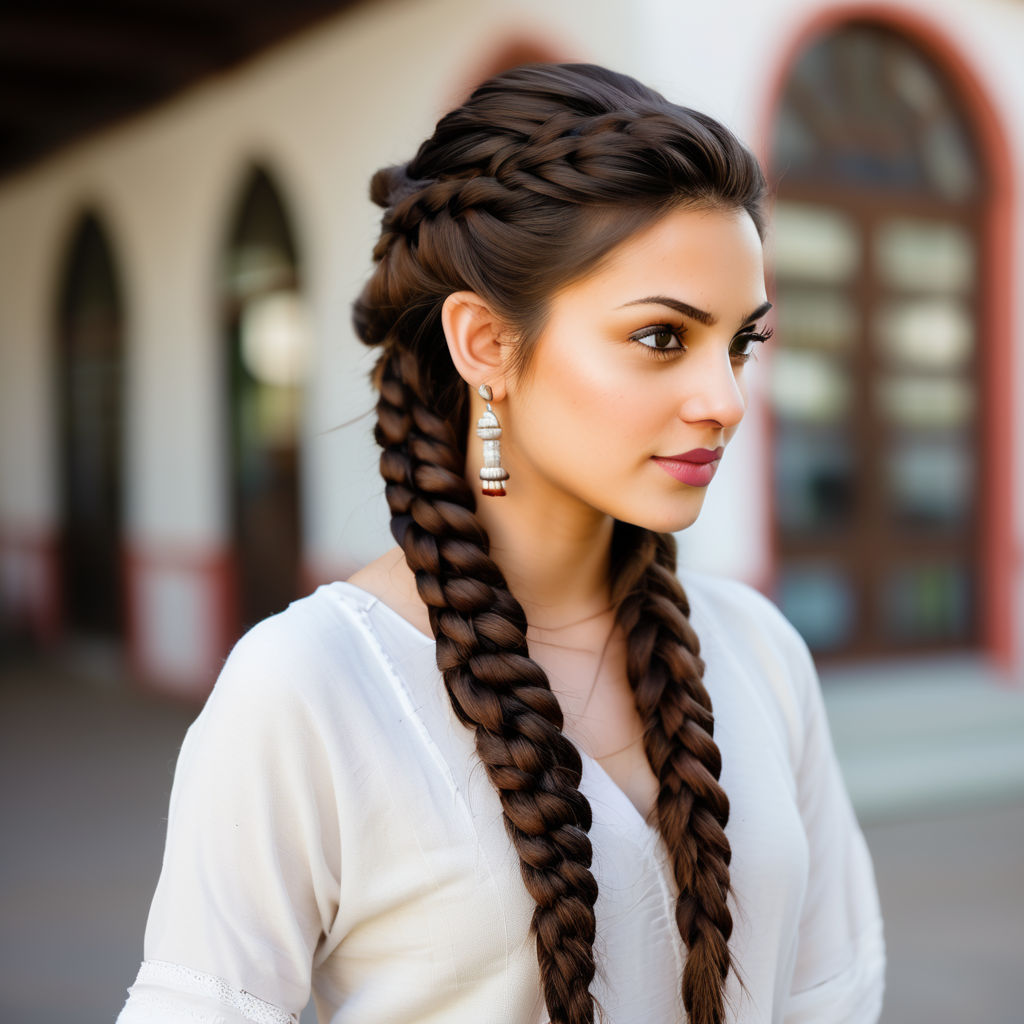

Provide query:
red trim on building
left=124, top=541, right=237, bottom=699
left=756, top=3, right=1018, bottom=672
left=0, top=525, right=61, bottom=642
left=443, top=34, right=574, bottom=110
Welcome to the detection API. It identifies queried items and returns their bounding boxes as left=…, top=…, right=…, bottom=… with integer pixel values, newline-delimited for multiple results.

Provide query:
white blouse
left=118, top=571, right=884, bottom=1023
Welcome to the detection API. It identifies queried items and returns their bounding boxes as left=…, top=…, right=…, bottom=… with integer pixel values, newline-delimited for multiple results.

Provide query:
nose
left=676, top=346, right=746, bottom=429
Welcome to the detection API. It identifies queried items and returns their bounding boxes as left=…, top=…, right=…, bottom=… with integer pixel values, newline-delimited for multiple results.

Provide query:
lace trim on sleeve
left=130, top=960, right=299, bottom=1024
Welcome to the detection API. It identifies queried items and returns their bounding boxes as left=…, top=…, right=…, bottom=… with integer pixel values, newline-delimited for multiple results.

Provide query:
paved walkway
left=821, top=652, right=1024, bottom=821
left=2, top=653, right=1023, bottom=1023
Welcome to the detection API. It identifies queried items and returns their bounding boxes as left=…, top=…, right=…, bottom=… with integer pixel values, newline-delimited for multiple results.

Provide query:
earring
left=475, top=384, right=509, bottom=497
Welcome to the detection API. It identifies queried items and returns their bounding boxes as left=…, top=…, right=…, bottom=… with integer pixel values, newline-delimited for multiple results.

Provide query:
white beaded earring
left=475, top=384, right=509, bottom=497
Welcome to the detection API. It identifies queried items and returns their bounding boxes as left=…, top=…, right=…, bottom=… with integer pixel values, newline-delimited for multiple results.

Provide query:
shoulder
left=169, top=580, right=437, bottom=820
left=219, top=582, right=374, bottom=679
left=199, top=582, right=399, bottom=734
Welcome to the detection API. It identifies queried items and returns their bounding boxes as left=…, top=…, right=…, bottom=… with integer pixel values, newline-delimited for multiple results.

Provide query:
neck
left=472, top=478, right=615, bottom=629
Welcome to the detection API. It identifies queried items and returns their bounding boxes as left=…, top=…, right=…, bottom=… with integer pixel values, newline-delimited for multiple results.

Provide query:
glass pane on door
left=875, top=297, right=973, bottom=370
left=881, top=562, right=973, bottom=643
left=876, top=376, right=974, bottom=429
left=776, top=288, right=856, bottom=352
left=778, top=564, right=857, bottom=651
left=772, top=204, right=860, bottom=282
left=875, top=219, right=974, bottom=292
left=771, top=349, right=853, bottom=424
left=885, top=436, right=974, bottom=527
left=775, top=426, right=856, bottom=533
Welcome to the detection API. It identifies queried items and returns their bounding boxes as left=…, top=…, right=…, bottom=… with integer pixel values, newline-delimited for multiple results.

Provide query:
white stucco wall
left=0, top=0, right=655, bottom=572
left=0, top=0, right=1020, bottom=671
left=0, top=174, right=67, bottom=531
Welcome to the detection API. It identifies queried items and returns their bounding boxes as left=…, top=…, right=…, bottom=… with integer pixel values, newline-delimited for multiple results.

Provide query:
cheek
left=522, top=336, right=641, bottom=440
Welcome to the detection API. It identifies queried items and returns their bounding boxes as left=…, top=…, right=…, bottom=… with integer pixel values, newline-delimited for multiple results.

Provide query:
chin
left=618, top=498, right=707, bottom=536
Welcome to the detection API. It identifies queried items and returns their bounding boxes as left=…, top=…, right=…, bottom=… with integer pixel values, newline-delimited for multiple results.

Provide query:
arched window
left=56, top=212, right=124, bottom=637
left=221, top=167, right=307, bottom=631
left=769, top=24, right=985, bottom=657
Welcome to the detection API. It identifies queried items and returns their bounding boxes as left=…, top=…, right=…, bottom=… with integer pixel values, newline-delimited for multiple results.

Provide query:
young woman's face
left=500, top=204, right=770, bottom=535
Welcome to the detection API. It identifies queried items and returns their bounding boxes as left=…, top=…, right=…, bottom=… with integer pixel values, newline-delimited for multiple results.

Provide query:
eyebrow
left=621, top=296, right=773, bottom=329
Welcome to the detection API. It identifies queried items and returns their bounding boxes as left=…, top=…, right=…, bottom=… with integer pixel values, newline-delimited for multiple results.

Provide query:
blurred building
left=0, top=0, right=1020, bottom=695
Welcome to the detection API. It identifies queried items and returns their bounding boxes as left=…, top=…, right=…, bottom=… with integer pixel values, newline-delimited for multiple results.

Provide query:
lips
left=651, top=447, right=724, bottom=487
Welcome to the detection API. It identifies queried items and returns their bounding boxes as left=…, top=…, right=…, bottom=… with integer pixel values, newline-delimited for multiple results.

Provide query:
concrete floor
left=2, top=656, right=1023, bottom=1023
left=868, top=804, right=1024, bottom=1024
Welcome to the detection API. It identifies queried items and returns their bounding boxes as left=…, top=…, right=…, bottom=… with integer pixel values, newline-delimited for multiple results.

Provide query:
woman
left=119, top=63, right=884, bottom=1024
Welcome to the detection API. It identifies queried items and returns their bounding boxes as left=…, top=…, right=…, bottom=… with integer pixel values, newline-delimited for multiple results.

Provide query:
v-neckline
left=578, top=746, right=659, bottom=840
left=337, top=579, right=660, bottom=839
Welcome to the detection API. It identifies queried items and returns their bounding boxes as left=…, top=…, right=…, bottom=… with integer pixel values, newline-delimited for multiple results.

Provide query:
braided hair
left=353, top=63, right=766, bottom=1024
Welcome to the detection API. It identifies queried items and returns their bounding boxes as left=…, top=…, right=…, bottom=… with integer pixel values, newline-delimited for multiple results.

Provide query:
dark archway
left=221, top=166, right=306, bottom=632
left=56, top=212, right=125, bottom=637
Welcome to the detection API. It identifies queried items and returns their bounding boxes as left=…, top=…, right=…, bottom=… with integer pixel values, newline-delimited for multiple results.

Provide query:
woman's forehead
left=557, top=206, right=767, bottom=317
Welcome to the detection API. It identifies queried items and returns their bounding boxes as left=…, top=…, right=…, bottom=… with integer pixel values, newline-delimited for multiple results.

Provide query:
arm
left=117, top=612, right=343, bottom=1023
left=782, top=628, right=885, bottom=1023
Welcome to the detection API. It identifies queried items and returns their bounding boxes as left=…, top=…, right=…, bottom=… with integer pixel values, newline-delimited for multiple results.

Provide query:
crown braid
left=355, top=62, right=767, bottom=1024
left=354, top=66, right=765, bottom=358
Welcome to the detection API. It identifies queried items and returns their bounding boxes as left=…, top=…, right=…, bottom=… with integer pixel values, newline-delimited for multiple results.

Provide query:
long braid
left=612, top=524, right=734, bottom=1024
left=375, top=343, right=599, bottom=1024
left=354, top=61, right=768, bottom=1024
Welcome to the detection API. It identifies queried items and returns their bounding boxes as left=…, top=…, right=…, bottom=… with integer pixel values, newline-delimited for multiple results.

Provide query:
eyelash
left=628, top=323, right=775, bottom=363
left=730, top=326, right=774, bottom=364
left=628, top=323, right=687, bottom=358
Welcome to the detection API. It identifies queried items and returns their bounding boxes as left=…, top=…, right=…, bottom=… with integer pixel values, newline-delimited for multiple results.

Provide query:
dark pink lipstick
left=651, top=447, right=724, bottom=487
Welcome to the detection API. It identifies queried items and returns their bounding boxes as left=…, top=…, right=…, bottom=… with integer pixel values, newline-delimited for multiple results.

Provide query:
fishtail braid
left=375, top=342, right=600, bottom=1024
left=611, top=523, right=734, bottom=1024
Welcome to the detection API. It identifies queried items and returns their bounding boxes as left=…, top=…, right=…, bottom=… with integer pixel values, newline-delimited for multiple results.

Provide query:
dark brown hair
left=353, top=62, right=766, bottom=1024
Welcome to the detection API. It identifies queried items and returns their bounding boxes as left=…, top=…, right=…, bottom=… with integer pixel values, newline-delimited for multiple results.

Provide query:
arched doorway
left=768, top=23, right=987, bottom=658
left=221, top=167, right=307, bottom=632
left=56, top=213, right=125, bottom=638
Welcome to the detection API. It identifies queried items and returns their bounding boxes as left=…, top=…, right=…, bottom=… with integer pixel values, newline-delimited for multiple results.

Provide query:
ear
left=441, top=291, right=509, bottom=401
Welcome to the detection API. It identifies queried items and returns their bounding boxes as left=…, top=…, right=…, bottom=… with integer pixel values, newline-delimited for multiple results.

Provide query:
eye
left=629, top=324, right=687, bottom=354
left=730, top=326, right=774, bottom=363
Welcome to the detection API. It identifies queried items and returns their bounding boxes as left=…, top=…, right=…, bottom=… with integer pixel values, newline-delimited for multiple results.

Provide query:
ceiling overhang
left=0, top=1, right=362, bottom=180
